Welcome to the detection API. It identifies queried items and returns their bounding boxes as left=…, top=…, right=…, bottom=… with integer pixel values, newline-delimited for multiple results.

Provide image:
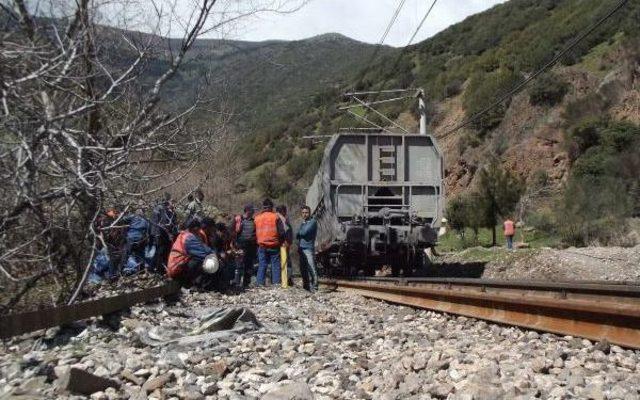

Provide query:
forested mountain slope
left=230, top=0, right=639, bottom=224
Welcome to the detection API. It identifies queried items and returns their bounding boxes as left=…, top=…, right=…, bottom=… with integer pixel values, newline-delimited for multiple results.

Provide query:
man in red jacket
left=167, top=218, right=217, bottom=289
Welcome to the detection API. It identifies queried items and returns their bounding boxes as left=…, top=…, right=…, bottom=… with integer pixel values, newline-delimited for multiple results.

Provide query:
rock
left=428, top=383, right=454, bottom=398
left=412, top=352, right=428, bottom=371
left=57, top=367, right=120, bottom=395
left=121, top=369, right=144, bottom=385
left=54, top=365, right=70, bottom=379
left=262, top=382, right=315, bottom=400
left=134, top=368, right=151, bottom=377
left=178, top=385, right=204, bottom=400
left=93, top=366, right=110, bottom=377
left=581, top=383, right=605, bottom=400
left=593, top=340, right=610, bottom=354
left=142, top=373, right=173, bottom=393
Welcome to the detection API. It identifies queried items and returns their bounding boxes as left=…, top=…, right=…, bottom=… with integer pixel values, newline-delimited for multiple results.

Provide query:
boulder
left=56, top=367, right=120, bottom=395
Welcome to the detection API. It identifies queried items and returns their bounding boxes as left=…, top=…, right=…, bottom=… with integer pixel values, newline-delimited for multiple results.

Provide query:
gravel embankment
left=435, top=245, right=640, bottom=282
left=1, top=287, right=639, bottom=400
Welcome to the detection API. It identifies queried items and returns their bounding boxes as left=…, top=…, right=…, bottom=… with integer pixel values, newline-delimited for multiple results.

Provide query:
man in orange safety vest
left=504, top=218, right=516, bottom=251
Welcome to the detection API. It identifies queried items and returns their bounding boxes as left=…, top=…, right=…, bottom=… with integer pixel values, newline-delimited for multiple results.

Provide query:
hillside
left=140, top=33, right=396, bottom=132
left=226, top=0, right=639, bottom=233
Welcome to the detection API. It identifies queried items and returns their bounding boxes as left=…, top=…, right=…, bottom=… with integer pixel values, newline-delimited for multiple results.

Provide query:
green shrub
left=462, top=69, right=521, bottom=135
left=529, top=72, right=569, bottom=106
left=286, top=154, right=308, bottom=180
left=555, top=176, right=631, bottom=246
left=527, top=209, right=556, bottom=234
left=255, top=165, right=290, bottom=199
left=562, top=93, right=608, bottom=132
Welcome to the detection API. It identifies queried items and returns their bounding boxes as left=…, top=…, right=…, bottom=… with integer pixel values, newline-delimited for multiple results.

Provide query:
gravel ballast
left=1, top=287, right=639, bottom=399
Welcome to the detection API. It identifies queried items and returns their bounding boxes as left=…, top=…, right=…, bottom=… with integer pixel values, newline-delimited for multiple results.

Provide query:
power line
left=438, top=0, right=629, bottom=140
left=380, top=0, right=408, bottom=46
left=352, top=0, right=438, bottom=124
left=353, top=0, right=409, bottom=90
left=406, top=0, right=439, bottom=47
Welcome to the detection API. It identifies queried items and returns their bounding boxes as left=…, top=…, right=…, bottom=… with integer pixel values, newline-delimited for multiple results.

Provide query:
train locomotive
left=306, top=130, right=444, bottom=276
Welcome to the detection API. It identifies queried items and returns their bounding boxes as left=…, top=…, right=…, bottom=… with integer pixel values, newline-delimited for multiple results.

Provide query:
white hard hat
left=202, top=254, right=220, bottom=274
left=441, top=218, right=448, bottom=223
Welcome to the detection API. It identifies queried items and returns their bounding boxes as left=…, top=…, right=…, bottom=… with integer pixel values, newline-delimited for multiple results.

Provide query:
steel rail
left=320, top=278, right=640, bottom=349
left=0, top=282, right=180, bottom=339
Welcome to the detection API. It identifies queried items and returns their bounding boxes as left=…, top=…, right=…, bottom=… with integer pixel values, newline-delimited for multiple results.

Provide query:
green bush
left=527, top=209, right=556, bottom=234
left=529, top=72, right=569, bottom=106
left=286, top=154, right=308, bottom=180
left=255, top=165, right=290, bottom=199
left=462, top=69, right=521, bottom=135
left=555, top=176, right=631, bottom=246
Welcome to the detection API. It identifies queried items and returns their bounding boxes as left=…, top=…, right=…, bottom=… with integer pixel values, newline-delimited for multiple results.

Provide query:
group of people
left=89, top=190, right=319, bottom=292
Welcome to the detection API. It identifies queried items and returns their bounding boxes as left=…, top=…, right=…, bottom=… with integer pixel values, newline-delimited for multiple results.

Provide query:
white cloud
left=221, top=0, right=507, bottom=46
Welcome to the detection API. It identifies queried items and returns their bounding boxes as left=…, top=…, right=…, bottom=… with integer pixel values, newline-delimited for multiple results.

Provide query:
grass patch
left=437, top=226, right=560, bottom=253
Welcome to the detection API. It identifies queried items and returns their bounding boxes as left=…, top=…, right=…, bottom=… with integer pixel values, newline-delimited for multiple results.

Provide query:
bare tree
left=0, top=0, right=306, bottom=311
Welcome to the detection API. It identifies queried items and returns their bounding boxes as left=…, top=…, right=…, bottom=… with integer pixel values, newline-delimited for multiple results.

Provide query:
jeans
left=120, top=238, right=147, bottom=275
left=506, top=235, right=514, bottom=250
left=257, top=247, right=281, bottom=286
left=298, top=248, right=318, bottom=291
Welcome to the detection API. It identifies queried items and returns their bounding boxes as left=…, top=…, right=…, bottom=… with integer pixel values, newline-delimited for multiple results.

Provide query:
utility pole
left=417, top=88, right=427, bottom=136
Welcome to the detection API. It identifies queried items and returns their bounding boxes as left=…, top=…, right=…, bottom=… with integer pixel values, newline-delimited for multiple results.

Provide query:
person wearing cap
left=167, top=217, right=218, bottom=290
left=234, top=204, right=258, bottom=287
left=254, top=199, right=286, bottom=286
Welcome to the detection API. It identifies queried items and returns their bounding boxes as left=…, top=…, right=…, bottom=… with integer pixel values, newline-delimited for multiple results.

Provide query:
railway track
left=320, top=277, right=640, bottom=349
left=0, top=282, right=180, bottom=339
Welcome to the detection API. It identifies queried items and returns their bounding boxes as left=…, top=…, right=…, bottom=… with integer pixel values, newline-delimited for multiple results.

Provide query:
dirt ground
left=433, top=245, right=640, bottom=282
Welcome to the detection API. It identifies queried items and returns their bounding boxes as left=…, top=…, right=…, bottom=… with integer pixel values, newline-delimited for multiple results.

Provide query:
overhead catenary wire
left=350, top=0, right=439, bottom=121
left=438, top=0, right=630, bottom=140
left=353, top=0, right=410, bottom=89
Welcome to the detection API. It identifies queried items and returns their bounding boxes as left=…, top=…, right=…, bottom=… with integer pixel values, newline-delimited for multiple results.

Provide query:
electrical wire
left=438, top=0, right=629, bottom=140
left=350, top=0, right=439, bottom=125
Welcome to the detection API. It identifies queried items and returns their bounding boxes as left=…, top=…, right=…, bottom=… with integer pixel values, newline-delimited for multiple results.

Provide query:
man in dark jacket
left=150, top=193, right=178, bottom=273
left=296, top=205, right=318, bottom=292
left=234, top=204, right=257, bottom=287
left=120, top=202, right=151, bottom=275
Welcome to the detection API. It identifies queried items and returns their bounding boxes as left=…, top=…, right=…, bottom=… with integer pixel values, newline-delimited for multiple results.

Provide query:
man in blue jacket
left=296, top=205, right=318, bottom=292
left=120, top=203, right=150, bottom=275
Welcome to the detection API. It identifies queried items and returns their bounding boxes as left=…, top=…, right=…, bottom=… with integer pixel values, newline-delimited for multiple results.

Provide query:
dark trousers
left=236, top=244, right=256, bottom=287
left=153, top=232, right=172, bottom=273
left=175, top=258, right=220, bottom=291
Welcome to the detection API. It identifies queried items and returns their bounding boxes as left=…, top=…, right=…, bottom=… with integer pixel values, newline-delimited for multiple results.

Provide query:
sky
left=222, top=0, right=507, bottom=47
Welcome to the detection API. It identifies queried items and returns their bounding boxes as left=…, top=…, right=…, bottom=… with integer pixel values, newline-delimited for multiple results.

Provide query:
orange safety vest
left=255, top=211, right=280, bottom=248
left=504, top=220, right=515, bottom=236
left=167, top=231, right=192, bottom=278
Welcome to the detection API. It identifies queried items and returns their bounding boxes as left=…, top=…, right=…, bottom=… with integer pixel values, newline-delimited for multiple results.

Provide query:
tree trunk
left=492, top=225, right=497, bottom=247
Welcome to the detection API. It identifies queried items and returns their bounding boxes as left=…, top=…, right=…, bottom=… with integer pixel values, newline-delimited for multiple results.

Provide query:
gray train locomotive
left=306, top=130, right=444, bottom=276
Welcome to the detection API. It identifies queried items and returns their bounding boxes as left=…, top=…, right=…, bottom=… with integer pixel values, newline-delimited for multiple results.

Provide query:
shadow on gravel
left=417, top=262, right=487, bottom=278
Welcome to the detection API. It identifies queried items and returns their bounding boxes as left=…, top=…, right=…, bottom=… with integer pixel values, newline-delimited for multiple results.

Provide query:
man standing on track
left=254, top=199, right=285, bottom=286
left=297, top=205, right=318, bottom=292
